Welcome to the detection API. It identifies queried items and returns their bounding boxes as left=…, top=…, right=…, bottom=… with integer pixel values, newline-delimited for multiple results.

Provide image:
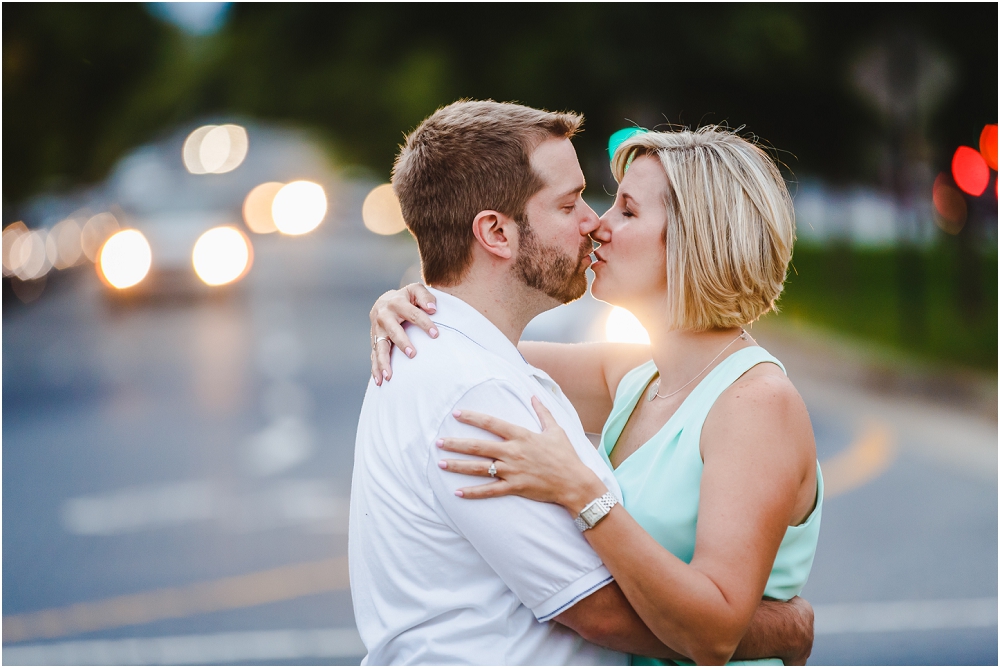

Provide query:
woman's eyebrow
left=621, top=192, right=638, bottom=207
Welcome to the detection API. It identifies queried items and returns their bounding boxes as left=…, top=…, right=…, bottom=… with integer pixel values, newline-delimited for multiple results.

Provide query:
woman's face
left=590, top=155, right=669, bottom=310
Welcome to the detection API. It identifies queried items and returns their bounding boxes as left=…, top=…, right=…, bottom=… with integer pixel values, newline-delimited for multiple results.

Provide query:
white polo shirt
left=349, top=288, right=626, bottom=665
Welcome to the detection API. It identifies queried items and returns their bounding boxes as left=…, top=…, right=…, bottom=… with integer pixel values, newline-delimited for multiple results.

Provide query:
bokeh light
left=192, top=226, right=253, bottom=286
left=243, top=182, right=284, bottom=234
left=10, top=229, right=51, bottom=280
left=951, top=146, right=989, bottom=196
left=183, top=124, right=248, bottom=174
left=182, top=125, right=215, bottom=174
left=979, top=124, right=998, bottom=171
left=272, top=181, right=327, bottom=235
left=81, top=213, right=121, bottom=262
left=362, top=184, right=407, bottom=235
left=46, top=218, right=85, bottom=269
left=2, top=221, right=29, bottom=276
left=604, top=306, right=650, bottom=344
left=98, top=229, right=152, bottom=289
left=932, top=173, right=967, bottom=235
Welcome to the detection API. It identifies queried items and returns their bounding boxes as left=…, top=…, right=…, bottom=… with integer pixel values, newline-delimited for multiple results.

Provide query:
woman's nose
left=591, top=211, right=612, bottom=243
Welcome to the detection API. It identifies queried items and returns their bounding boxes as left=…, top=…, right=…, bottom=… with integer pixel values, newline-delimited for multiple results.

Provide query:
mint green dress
left=599, top=347, right=823, bottom=666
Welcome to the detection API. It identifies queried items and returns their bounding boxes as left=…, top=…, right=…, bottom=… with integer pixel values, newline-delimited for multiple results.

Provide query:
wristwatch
left=574, top=492, right=618, bottom=532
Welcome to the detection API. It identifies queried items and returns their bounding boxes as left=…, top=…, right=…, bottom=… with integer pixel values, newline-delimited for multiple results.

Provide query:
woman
left=369, top=127, right=822, bottom=666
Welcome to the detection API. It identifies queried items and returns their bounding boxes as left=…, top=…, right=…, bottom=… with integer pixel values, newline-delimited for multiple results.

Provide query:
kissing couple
left=350, top=100, right=822, bottom=665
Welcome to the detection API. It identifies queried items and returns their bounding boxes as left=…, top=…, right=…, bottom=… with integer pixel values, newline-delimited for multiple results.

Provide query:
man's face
left=513, top=138, right=599, bottom=304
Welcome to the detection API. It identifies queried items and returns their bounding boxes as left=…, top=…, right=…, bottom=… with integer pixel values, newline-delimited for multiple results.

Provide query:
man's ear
left=471, top=210, right=516, bottom=260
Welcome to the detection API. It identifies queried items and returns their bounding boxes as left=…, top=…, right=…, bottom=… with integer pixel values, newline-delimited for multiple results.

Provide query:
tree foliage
left=4, top=3, right=996, bottom=205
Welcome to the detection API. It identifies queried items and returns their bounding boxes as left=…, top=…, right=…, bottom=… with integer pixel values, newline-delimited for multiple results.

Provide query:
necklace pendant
left=647, top=379, right=660, bottom=402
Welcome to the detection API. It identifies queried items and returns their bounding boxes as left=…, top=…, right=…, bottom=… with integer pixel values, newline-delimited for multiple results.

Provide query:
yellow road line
left=821, top=421, right=897, bottom=499
left=2, top=557, right=349, bottom=645
left=3, top=423, right=896, bottom=645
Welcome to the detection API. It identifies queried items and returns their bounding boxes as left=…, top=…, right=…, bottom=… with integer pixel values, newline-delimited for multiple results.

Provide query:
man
left=349, top=100, right=812, bottom=665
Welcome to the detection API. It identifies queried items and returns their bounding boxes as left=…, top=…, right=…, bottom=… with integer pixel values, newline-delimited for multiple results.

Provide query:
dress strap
left=681, top=347, right=786, bottom=425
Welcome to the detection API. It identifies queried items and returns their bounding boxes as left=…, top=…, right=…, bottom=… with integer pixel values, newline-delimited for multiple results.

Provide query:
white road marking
left=243, top=415, right=314, bottom=477
left=6, top=598, right=995, bottom=663
left=2, top=627, right=365, bottom=665
left=60, top=480, right=221, bottom=535
left=815, top=598, right=998, bottom=634
left=60, top=479, right=347, bottom=536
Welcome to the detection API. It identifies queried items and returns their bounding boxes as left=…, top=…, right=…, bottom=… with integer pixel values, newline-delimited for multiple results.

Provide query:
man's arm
left=736, top=597, right=814, bottom=665
left=557, top=583, right=814, bottom=664
left=556, top=582, right=688, bottom=660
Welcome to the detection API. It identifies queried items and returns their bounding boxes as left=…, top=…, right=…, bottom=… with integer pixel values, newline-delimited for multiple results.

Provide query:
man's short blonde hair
left=611, top=126, right=796, bottom=331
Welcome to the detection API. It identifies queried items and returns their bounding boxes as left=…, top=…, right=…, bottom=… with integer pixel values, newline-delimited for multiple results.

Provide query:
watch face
left=581, top=505, right=603, bottom=526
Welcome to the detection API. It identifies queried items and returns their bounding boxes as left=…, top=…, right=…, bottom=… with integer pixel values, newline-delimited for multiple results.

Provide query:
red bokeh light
left=979, top=124, right=998, bottom=171
left=951, top=146, right=989, bottom=196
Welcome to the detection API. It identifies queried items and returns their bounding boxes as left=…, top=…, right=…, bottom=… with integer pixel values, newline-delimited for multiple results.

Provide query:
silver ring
left=487, top=461, right=497, bottom=478
left=373, top=336, right=389, bottom=349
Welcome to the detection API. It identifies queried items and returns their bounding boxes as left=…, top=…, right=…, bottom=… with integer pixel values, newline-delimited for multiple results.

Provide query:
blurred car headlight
left=192, top=226, right=253, bottom=286
left=98, top=229, right=152, bottom=289
left=272, top=181, right=327, bottom=235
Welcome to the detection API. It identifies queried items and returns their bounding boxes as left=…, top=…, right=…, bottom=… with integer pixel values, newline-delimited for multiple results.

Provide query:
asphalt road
left=3, top=183, right=997, bottom=665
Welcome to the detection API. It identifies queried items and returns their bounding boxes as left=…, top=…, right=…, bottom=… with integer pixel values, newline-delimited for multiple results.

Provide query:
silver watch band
left=574, top=492, right=618, bottom=532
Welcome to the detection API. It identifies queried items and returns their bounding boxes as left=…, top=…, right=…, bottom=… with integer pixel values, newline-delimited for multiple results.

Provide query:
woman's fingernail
left=452, top=410, right=461, bottom=418
left=429, top=327, right=439, bottom=338
left=454, top=490, right=464, bottom=497
left=427, top=303, right=437, bottom=313
left=383, top=370, right=389, bottom=380
left=436, top=438, right=444, bottom=447
left=405, top=347, right=414, bottom=358
left=437, top=460, right=447, bottom=469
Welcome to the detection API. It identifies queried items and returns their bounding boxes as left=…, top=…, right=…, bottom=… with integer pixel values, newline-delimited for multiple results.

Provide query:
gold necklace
left=647, top=328, right=750, bottom=402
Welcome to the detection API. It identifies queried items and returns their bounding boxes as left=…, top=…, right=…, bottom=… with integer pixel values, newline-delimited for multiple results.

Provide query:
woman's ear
left=471, top=210, right=515, bottom=260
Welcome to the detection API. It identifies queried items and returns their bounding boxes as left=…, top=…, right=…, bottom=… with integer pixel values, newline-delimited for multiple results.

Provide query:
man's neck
left=430, top=277, right=555, bottom=347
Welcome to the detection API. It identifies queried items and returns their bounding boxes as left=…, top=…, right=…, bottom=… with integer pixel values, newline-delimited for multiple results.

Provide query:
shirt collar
left=426, top=287, right=530, bottom=372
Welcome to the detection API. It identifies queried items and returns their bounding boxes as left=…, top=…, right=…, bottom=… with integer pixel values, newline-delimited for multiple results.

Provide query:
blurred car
left=97, top=210, right=253, bottom=297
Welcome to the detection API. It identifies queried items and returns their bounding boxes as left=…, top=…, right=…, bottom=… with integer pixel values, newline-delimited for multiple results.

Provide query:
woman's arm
left=368, top=284, right=651, bottom=431
left=438, top=373, right=816, bottom=665
left=519, top=341, right=651, bottom=434
left=589, top=373, right=815, bottom=663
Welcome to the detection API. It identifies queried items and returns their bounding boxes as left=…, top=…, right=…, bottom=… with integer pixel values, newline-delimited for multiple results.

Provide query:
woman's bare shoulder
left=705, top=360, right=814, bottom=459
left=722, top=361, right=804, bottom=414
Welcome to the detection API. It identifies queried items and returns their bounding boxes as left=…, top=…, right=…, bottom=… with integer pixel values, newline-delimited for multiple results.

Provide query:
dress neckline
left=602, top=346, right=771, bottom=471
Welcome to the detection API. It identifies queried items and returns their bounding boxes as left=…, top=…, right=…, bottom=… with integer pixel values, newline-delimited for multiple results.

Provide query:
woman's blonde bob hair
left=611, top=126, right=796, bottom=331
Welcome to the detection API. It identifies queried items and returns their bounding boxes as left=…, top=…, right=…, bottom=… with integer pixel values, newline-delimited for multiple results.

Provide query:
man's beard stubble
left=513, top=220, right=592, bottom=305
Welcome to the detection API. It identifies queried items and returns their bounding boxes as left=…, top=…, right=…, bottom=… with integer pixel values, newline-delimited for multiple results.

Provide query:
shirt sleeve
left=427, top=379, right=614, bottom=622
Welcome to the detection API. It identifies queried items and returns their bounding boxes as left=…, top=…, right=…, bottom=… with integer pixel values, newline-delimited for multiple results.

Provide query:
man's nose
left=578, top=201, right=600, bottom=237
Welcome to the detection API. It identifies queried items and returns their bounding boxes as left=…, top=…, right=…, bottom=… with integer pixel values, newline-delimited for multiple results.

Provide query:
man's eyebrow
left=559, top=183, right=586, bottom=199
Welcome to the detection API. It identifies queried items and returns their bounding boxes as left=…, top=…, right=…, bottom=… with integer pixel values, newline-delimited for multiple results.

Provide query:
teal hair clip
left=607, top=127, right=649, bottom=161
